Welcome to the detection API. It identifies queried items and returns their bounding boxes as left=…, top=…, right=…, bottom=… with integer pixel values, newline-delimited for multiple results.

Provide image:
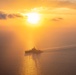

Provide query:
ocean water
left=19, top=46, right=76, bottom=75
left=0, top=46, right=76, bottom=75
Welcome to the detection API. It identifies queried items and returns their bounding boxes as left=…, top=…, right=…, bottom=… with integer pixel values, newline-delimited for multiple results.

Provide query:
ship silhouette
left=25, top=47, right=43, bottom=54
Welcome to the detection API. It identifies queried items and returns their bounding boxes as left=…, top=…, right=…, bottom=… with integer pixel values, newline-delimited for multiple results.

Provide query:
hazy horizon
left=0, top=0, right=76, bottom=75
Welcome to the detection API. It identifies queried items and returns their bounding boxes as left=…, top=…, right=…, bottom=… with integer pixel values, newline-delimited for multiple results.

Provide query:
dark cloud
left=52, top=17, right=63, bottom=21
left=8, top=14, right=23, bottom=18
left=0, top=11, right=7, bottom=19
left=0, top=11, right=23, bottom=20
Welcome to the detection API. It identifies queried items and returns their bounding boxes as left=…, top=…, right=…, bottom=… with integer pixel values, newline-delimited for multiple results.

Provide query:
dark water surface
left=0, top=47, right=76, bottom=75
left=21, top=46, right=76, bottom=75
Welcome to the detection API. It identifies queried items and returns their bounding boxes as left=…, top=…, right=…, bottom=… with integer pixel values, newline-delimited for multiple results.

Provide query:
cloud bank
left=52, top=17, right=63, bottom=21
left=0, top=11, right=23, bottom=20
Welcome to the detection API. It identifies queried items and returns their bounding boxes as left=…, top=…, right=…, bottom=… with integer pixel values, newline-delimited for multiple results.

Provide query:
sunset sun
left=26, top=12, right=40, bottom=24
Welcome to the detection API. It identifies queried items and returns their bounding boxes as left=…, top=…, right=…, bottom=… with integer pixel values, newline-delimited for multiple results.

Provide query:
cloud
left=41, top=1, right=76, bottom=9
left=0, top=11, right=7, bottom=19
left=8, top=14, right=23, bottom=18
left=0, top=11, right=23, bottom=20
left=0, top=0, right=76, bottom=10
left=52, top=17, right=63, bottom=21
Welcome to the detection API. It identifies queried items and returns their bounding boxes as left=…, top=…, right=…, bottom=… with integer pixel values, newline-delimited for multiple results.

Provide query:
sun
left=26, top=12, right=40, bottom=24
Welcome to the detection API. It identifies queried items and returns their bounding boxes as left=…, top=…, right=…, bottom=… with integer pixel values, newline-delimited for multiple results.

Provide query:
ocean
left=0, top=46, right=76, bottom=75
left=20, top=46, right=76, bottom=75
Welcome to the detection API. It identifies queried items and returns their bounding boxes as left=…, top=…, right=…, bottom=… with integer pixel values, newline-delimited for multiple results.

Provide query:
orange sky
left=0, top=0, right=76, bottom=49
left=0, top=0, right=76, bottom=11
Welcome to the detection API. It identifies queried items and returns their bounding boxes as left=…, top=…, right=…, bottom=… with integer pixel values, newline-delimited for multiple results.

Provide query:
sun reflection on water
left=25, top=55, right=38, bottom=75
left=21, top=54, right=41, bottom=75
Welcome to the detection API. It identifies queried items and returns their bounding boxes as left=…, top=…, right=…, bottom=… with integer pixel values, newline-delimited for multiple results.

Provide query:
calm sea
left=0, top=46, right=76, bottom=75
left=19, top=46, right=76, bottom=75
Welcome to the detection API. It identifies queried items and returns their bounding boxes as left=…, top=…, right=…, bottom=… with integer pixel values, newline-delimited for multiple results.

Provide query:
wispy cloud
left=0, top=11, right=7, bottom=19
left=0, top=0, right=76, bottom=10
left=51, top=17, right=63, bottom=21
left=0, top=11, right=23, bottom=20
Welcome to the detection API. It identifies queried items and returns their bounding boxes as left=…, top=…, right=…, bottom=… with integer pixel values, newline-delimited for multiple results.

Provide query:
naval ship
left=25, top=47, right=43, bottom=54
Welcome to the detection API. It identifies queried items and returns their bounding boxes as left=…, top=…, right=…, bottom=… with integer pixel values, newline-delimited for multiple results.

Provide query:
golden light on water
left=24, top=56, right=38, bottom=75
left=21, top=55, right=41, bottom=75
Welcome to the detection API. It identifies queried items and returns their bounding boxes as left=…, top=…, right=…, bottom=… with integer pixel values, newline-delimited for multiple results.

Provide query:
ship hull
left=25, top=50, right=43, bottom=54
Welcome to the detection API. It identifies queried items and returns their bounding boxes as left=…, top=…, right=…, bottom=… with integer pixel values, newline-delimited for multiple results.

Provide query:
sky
left=0, top=0, right=76, bottom=49
left=0, top=0, right=76, bottom=11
